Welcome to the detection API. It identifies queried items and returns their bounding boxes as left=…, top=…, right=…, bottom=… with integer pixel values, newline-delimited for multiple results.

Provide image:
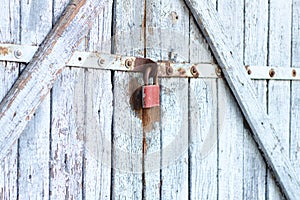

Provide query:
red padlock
left=131, top=57, right=160, bottom=108
left=137, top=58, right=160, bottom=108
left=142, top=84, right=160, bottom=108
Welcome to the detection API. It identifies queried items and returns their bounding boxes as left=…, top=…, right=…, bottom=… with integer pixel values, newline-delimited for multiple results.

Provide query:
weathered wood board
left=243, top=0, right=268, bottom=199
left=267, top=0, right=292, bottom=199
left=0, top=0, right=20, bottom=198
left=217, top=0, right=244, bottom=198
left=291, top=0, right=300, bottom=177
left=1, top=0, right=300, bottom=199
left=18, top=0, right=52, bottom=198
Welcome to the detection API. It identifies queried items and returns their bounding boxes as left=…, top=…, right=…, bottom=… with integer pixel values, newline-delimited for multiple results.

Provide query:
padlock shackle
left=132, top=58, right=158, bottom=85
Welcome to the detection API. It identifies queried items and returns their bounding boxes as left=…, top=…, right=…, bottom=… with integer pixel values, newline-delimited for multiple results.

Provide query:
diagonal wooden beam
left=0, top=0, right=108, bottom=160
left=184, top=0, right=300, bottom=199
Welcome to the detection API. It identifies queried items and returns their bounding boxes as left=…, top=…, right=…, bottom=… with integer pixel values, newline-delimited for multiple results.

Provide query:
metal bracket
left=0, top=43, right=38, bottom=63
left=1, top=43, right=300, bottom=80
left=67, top=51, right=219, bottom=78
left=246, top=65, right=300, bottom=80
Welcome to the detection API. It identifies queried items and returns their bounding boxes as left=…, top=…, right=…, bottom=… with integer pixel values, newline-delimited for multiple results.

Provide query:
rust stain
left=178, top=67, right=186, bottom=76
left=0, top=46, right=8, bottom=55
left=190, top=66, right=199, bottom=78
left=292, top=69, right=297, bottom=77
left=143, top=136, right=147, bottom=154
left=245, top=65, right=252, bottom=75
left=269, top=68, right=275, bottom=78
left=170, top=11, right=179, bottom=24
left=129, top=79, right=160, bottom=133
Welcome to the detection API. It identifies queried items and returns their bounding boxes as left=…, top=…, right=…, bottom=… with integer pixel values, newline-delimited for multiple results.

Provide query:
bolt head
left=14, top=49, right=22, bottom=58
left=98, top=58, right=105, bottom=66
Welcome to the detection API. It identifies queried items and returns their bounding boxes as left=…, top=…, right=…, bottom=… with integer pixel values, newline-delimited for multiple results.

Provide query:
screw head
left=98, top=58, right=105, bottom=66
left=125, top=59, right=133, bottom=68
left=14, top=49, right=22, bottom=59
left=269, top=68, right=275, bottom=77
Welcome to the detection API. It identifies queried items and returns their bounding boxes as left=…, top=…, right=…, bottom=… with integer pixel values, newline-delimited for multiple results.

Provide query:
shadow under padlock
left=129, top=58, right=161, bottom=133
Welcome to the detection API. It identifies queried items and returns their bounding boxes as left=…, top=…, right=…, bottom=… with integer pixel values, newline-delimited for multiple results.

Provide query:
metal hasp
left=130, top=57, right=160, bottom=108
left=0, top=43, right=38, bottom=63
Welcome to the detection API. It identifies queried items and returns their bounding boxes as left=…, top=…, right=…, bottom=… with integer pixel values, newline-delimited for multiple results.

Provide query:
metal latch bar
left=1, top=43, right=300, bottom=80
left=0, top=43, right=38, bottom=63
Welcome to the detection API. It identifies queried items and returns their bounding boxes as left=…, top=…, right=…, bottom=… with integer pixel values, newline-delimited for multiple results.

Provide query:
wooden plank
left=160, top=78, right=189, bottom=199
left=189, top=79, right=217, bottom=199
left=50, top=67, right=85, bottom=199
left=184, top=0, right=300, bottom=199
left=0, top=0, right=109, bottom=161
left=268, top=0, right=292, bottom=199
left=49, top=0, right=85, bottom=199
left=146, top=0, right=189, bottom=199
left=84, top=69, right=112, bottom=199
left=291, top=0, right=300, bottom=175
left=17, top=0, right=52, bottom=198
left=112, top=72, right=143, bottom=199
left=0, top=0, right=20, bottom=199
left=216, top=1, right=244, bottom=198
left=84, top=2, right=113, bottom=197
left=189, top=11, right=217, bottom=199
left=111, top=0, right=144, bottom=198
left=243, top=0, right=268, bottom=199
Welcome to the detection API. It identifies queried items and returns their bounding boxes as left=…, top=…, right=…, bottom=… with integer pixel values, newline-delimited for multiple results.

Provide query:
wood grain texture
left=84, top=0, right=113, bottom=198
left=243, top=0, right=268, bottom=199
left=17, top=0, right=52, bottom=198
left=268, top=0, right=292, bottom=199
left=84, top=69, right=112, bottom=200
left=112, top=0, right=145, bottom=198
left=189, top=79, right=217, bottom=200
left=113, top=0, right=145, bottom=57
left=112, top=72, right=143, bottom=200
left=50, top=67, right=85, bottom=199
left=217, top=0, right=244, bottom=198
left=184, top=0, right=300, bottom=199
left=160, top=78, right=189, bottom=200
left=146, top=0, right=189, bottom=199
left=218, top=79, right=244, bottom=200
left=291, top=0, right=300, bottom=176
left=0, top=0, right=20, bottom=199
left=189, top=11, right=217, bottom=199
left=0, top=0, right=108, bottom=161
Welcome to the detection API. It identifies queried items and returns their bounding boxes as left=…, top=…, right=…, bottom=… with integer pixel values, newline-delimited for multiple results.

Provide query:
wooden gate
left=0, top=0, right=300, bottom=199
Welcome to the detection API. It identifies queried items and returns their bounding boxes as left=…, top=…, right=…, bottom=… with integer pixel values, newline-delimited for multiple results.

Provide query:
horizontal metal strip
left=246, top=65, right=300, bottom=80
left=0, top=43, right=38, bottom=63
left=67, top=51, right=220, bottom=78
left=1, top=44, right=299, bottom=80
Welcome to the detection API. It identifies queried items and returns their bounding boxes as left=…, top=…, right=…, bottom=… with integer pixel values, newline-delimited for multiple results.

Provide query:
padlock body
left=142, top=85, right=160, bottom=108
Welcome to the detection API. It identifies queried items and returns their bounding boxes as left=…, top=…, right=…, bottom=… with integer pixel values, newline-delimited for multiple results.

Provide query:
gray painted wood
left=84, top=69, right=112, bottom=200
left=17, top=0, right=52, bottom=198
left=50, top=67, right=85, bottom=199
left=146, top=0, right=189, bottom=199
left=184, top=0, right=300, bottom=199
left=112, top=72, right=143, bottom=199
left=160, top=78, right=189, bottom=199
left=0, top=0, right=20, bottom=199
left=218, top=79, right=244, bottom=199
left=268, top=0, right=292, bottom=199
left=243, top=0, right=268, bottom=199
left=217, top=0, right=244, bottom=198
left=189, top=79, right=217, bottom=200
left=291, top=0, right=300, bottom=176
left=112, top=1, right=145, bottom=198
left=84, top=1, right=113, bottom=198
left=189, top=12, right=217, bottom=199
left=0, top=0, right=108, bottom=161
